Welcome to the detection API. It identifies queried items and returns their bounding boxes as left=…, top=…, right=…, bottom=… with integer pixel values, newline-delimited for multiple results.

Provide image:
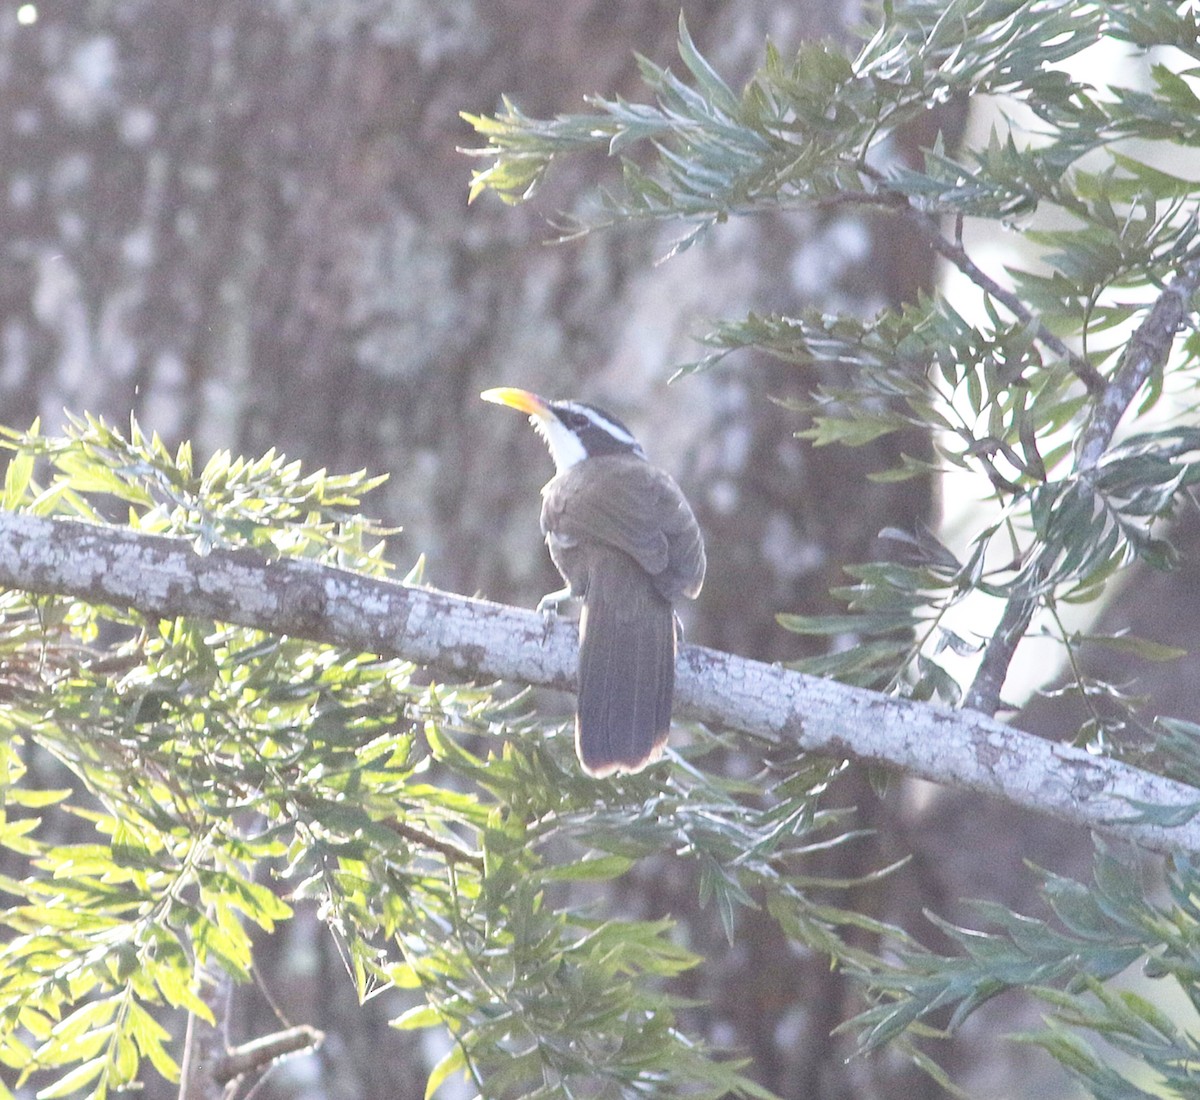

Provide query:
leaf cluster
left=3, top=412, right=391, bottom=563
left=851, top=840, right=1200, bottom=1099
left=465, top=3, right=1197, bottom=241
left=0, top=419, right=893, bottom=1099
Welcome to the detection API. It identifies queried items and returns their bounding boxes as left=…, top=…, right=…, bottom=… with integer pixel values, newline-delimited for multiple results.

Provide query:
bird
left=481, top=387, right=706, bottom=777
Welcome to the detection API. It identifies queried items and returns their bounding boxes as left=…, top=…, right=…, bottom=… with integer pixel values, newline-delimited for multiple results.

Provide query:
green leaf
left=776, top=611, right=913, bottom=636
left=5, top=786, right=71, bottom=808
left=675, top=13, right=741, bottom=118
left=541, top=854, right=635, bottom=882
left=1077, top=633, right=1187, bottom=662
left=3, top=449, right=35, bottom=508
left=46, top=999, right=119, bottom=1046
left=392, top=1004, right=443, bottom=1032
left=35, top=1057, right=107, bottom=1100
left=424, top=1043, right=468, bottom=1100
left=800, top=413, right=905, bottom=447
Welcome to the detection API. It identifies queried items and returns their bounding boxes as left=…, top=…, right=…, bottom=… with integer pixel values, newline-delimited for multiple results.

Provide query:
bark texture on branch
left=3, top=509, right=1198, bottom=856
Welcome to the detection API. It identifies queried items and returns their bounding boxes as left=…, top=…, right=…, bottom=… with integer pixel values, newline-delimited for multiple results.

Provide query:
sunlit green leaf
left=423, top=1043, right=467, bottom=1100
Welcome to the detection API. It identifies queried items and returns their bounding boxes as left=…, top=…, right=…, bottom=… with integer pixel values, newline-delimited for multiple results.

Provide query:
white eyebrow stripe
left=560, top=403, right=640, bottom=448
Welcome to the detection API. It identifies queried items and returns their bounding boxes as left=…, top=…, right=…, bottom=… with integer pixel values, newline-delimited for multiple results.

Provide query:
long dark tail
left=575, top=547, right=675, bottom=776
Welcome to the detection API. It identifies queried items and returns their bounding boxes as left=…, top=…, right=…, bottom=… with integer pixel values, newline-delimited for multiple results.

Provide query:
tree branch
left=179, top=969, right=233, bottom=1100
left=961, top=590, right=1037, bottom=716
left=965, top=258, right=1200, bottom=712
left=2, top=510, right=1199, bottom=854
left=215, top=1026, right=324, bottom=1087
left=1075, top=257, right=1200, bottom=471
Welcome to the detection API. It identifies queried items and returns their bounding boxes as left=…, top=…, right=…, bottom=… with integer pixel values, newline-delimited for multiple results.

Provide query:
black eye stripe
left=547, top=400, right=646, bottom=460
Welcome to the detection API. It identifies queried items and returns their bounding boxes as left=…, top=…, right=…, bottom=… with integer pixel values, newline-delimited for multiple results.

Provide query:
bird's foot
left=537, top=587, right=583, bottom=622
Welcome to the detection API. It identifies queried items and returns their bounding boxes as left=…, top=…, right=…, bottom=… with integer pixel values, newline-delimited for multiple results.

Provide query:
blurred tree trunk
left=0, top=2, right=1104, bottom=1098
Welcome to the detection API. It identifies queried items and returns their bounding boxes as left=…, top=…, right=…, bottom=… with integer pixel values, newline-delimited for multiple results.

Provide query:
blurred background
left=3, top=1, right=1195, bottom=1097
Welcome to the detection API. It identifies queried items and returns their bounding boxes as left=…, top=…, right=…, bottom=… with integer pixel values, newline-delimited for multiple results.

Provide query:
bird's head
left=481, top=387, right=646, bottom=471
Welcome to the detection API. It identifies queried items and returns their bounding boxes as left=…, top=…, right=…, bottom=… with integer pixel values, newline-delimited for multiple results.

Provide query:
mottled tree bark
left=5, top=510, right=1195, bottom=855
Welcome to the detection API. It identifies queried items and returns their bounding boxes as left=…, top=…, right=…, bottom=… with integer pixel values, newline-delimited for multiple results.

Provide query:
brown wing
left=542, top=454, right=706, bottom=603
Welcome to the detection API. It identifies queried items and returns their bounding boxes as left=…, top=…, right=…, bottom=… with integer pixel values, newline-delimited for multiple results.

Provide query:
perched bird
left=481, top=387, right=706, bottom=776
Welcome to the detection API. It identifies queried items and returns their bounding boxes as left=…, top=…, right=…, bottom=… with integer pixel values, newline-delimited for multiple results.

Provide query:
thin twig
left=387, top=819, right=485, bottom=870
left=847, top=167, right=1107, bottom=394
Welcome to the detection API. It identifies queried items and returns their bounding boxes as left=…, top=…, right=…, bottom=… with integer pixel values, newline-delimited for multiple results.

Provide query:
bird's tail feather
left=575, top=548, right=675, bottom=776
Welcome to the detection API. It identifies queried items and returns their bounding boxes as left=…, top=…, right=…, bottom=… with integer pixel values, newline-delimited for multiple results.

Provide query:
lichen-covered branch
left=215, top=1026, right=325, bottom=1089
left=178, top=970, right=233, bottom=1100
left=1076, top=258, right=1200, bottom=471
left=2, top=509, right=1199, bottom=855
